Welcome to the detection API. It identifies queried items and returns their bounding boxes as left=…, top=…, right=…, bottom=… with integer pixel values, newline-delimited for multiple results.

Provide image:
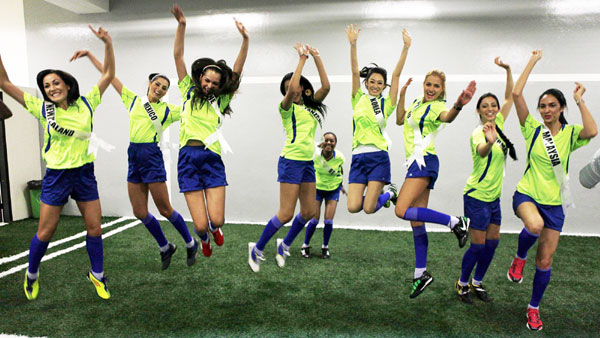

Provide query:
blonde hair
left=423, top=69, right=446, bottom=100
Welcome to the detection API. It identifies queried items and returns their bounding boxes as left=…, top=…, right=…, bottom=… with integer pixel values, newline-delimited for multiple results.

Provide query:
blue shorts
left=512, top=191, right=565, bottom=232
left=348, top=151, right=391, bottom=184
left=41, top=162, right=99, bottom=206
left=277, top=157, right=316, bottom=184
left=463, top=194, right=502, bottom=231
left=178, top=146, right=227, bottom=192
left=406, top=154, right=439, bottom=189
left=127, top=143, right=166, bottom=184
left=316, top=185, right=342, bottom=202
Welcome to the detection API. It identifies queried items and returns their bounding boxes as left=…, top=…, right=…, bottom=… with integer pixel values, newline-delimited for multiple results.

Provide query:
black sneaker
left=452, top=216, right=469, bottom=248
left=321, top=248, right=330, bottom=259
left=161, top=242, right=177, bottom=270
left=187, top=238, right=199, bottom=267
left=469, top=281, right=492, bottom=302
left=300, top=246, right=311, bottom=258
left=409, top=271, right=434, bottom=299
left=455, top=280, right=473, bottom=304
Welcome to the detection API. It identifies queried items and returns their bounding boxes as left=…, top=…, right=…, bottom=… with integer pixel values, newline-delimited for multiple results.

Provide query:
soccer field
left=1, top=216, right=598, bottom=337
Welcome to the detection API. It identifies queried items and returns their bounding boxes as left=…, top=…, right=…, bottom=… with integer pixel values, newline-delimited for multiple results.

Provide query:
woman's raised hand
left=457, top=81, right=477, bottom=106
left=530, top=49, right=543, bottom=63
left=345, top=24, right=360, bottom=44
left=294, top=42, right=309, bottom=57
left=402, top=28, right=411, bottom=47
left=234, top=17, right=248, bottom=39
left=574, top=82, right=586, bottom=103
left=69, top=50, right=89, bottom=62
left=171, top=4, right=186, bottom=25
left=494, top=56, right=510, bottom=69
left=89, top=25, right=111, bottom=44
left=306, top=44, right=320, bottom=57
left=400, top=77, right=413, bottom=96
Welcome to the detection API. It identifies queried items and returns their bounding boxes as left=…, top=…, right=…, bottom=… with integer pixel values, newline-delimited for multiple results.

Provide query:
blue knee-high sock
left=404, top=207, right=451, bottom=226
left=168, top=210, right=192, bottom=243
left=530, top=266, right=552, bottom=308
left=304, top=219, right=319, bottom=246
left=460, top=243, right=485, bottom=284
left=516, top=228, right=539, bottom=259
left=283, top=214, right=308, bottom=247
left=27, top=234, right=49, bottom=275
left=323, top=219, right=333, bottom=247
left=256, top=215, right=283, bottom=251
left=374, top=191, right=392, bottom=212
left=195, top=229, right=209, bottom=242
left=412, top=225, right=428, bottom=269
left=86, top=235, right=104, bottom=274
left=142, top=213, right=168, bottom=248
left=473, top=239, right=499, bottom=282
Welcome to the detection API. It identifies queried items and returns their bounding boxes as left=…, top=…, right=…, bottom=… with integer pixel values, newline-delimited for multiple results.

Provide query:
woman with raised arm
left=395, top=70, right=476, bottom=299
left=301, top=131, right=346, bottom=259
left=0, top=25, right=114, bottom=300
left=344, top=24, right=410, bottom=217
left=71, top=49, right=197, bottom=270
left=454, top=57, right=516, bottom=304
left=506, top=50, right=596, bottom=331
left=248, top=43, right=330, bottom=272
left=171, top=4, right=248, bottom=259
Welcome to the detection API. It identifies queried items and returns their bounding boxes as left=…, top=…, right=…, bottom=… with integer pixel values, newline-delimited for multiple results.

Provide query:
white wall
left=18, top=0, right=600, bottom=234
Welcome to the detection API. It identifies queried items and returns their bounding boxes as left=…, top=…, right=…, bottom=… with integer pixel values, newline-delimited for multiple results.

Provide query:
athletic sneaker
left=454, top=280, right=473, bottom=304
left=201, top=239, right=212, bottom=257
left=383, top=183, right=399, bottom=208
left=187, top=238, right=199, bottom=266
left=86, top=271, right=110, bottom=300
left=469, top=281, right=492, bottom=302
left=211, top=227, right=224, bottom=246
left=161, top=242, right=177, bottom=270
left=507, top=256, right=526, bottom=283
left=452, top=216, right=469, bottom=248
left=409, top=271, right=434, bottom=299
left=248, top=242, right=265, bottom=272
left=526, top=307, right=543, bottom=331
left=275, top=238, right=290, bottom=268
left=321, top=247, right=330, bottom=259
left=23, top=272, right=39, bottom=301
left=300, top=246, right=311, bottom=258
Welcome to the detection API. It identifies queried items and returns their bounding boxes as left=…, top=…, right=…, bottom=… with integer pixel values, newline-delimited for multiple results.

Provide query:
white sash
left=305, top=106, right=323, bottom=130
left=203, top=95, right=232, bottom=154
left=141, top=96, right=164, bottom=142
left=44, top=102, right=114, bottom=156
left=405, top=100, right=442, bottom=169
left=369, top=95, right=391, bottom=148
left=541, top=126, right=574, bottom=213
left=318, top=152, right=338, bottom=176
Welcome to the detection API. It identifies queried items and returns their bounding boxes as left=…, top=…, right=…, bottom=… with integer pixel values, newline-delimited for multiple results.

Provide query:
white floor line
left=0, top=223, right=8, bottom=227
left=0, top=219, right=140, bottom=280
left=0, top=216, right=135, bottom=266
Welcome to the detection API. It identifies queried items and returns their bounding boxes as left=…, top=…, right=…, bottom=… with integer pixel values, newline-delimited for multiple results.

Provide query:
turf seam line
left=0, top=219, right=140, bottom=279
left=0, top=216, right=135, bottom=266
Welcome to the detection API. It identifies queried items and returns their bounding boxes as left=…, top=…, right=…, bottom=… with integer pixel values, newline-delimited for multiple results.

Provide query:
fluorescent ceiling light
left=548, top=0, right=600, bottom=16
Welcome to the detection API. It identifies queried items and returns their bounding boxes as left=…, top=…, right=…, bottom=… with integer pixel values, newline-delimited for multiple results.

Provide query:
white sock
left=458, top=280, right=468, bottom=287
left=301, top=244, right=309, bottom=248
left=281, top=242, right=290, bottom=252
left=322, top=245, right=329, bottom=249
left=159, top=243, right=170, bottom=253
left=27, top=270, right=38, bottom=280
left=185, top=240, right=195, bottom=248
left=448, top=216, right=459, bottom=229
left=414, top=267, right=427, bottom=279
left=528, top=304, right=539, bottom=310
left=254, top=247, right=263, bottom=257
left=92, top=271, right=104, bottom=280
left=472, top=278, right=482, bottom=286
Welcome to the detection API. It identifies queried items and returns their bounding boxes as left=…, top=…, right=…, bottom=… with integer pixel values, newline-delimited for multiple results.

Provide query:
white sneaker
left=248, top=242, right=264, bottom=272
left=383, top=183, right=399, bottom=208
left=275, top=238, right=290, bottom=268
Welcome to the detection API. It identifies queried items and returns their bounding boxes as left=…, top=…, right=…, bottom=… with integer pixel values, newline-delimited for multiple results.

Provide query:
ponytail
left=495, top=125, right=517, bottom=161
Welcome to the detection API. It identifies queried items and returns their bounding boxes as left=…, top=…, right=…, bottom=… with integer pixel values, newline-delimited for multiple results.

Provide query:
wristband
left=453, top=104, right=463, bottom=111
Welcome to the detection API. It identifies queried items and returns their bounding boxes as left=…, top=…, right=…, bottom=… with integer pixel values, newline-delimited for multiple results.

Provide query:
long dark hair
left=538, top=88, right=568, bottom=125
left=279, top=72, right=327, bottom=117
left=36, top=69, right=80, bottom=106
left=476, top=92, right=517, bottom=161
left=359, top=63, right=387, bottom=89
left=190, top=58, right=240, bottom=115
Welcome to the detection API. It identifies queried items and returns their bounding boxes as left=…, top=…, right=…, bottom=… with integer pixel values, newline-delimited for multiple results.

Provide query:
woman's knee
left=524, top=217, right=544, bottom=235
left=536, top=255, right=553, bottom=270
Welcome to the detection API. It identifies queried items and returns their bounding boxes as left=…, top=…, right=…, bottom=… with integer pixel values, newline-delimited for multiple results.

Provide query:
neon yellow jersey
left=279, top=102, right=318, bottom=161
left=516, top=114, right=590, bottom=205
left=23, top=86, right=101, bottom=169
left=464, top=114, right=508, bottom=202
left=403, top=97, right=447, bottom=159
left=177, top=75, right=233, bottom=155
left=120, top=86, right=181, bottom=143
left=315, top=150, right=345, bottom=191
left=351, top=89, right=396, bottom=151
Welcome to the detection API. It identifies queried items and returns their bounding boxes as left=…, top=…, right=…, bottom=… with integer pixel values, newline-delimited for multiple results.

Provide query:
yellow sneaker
left=87, top=271, right=111, bottom=300
left=23, top=271, right=39, bottom=301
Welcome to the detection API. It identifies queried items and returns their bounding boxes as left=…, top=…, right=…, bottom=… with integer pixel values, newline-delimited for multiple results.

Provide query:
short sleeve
left=428, top=100, right=448, bottom=122
left=521, top=114, right=541, bottom=139
left=23, top=92, right=43, bottom=120
left=120, top=86, right=137, bottom=112
left=167, top=103, right=182, bottom=122
left=279, top=102, right=293, bottom=119
left=178, top=74, right=194, bottom=99
left=383, top=94, right=397, bottom=118
left=472, top=127, right=486, bottom=150
left=218, top=93, right=233, bottom=113
left=82, top=86, right=102, bottom=112
left=571, top=124, right=591, bottom=151
left=351, top=89, right=364, bottom=109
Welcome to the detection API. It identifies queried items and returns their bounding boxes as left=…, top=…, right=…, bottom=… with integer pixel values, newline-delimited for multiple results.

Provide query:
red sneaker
left=507, top=256, right=526, bottom=283
left=211, top=228, right=224, bottom=246
left=201, top=240, right=212, bottom=257
left=526, top=308, right=543, bottom=331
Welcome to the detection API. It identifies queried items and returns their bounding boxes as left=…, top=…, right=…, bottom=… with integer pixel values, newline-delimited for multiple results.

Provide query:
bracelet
left=576, top=99, right=584, bottom=106
left=453, top=104, right=463, bottom=111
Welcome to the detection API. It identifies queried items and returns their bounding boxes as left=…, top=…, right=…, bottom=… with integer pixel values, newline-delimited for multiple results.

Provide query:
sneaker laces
left=528, top=308, right=541, bottom=324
